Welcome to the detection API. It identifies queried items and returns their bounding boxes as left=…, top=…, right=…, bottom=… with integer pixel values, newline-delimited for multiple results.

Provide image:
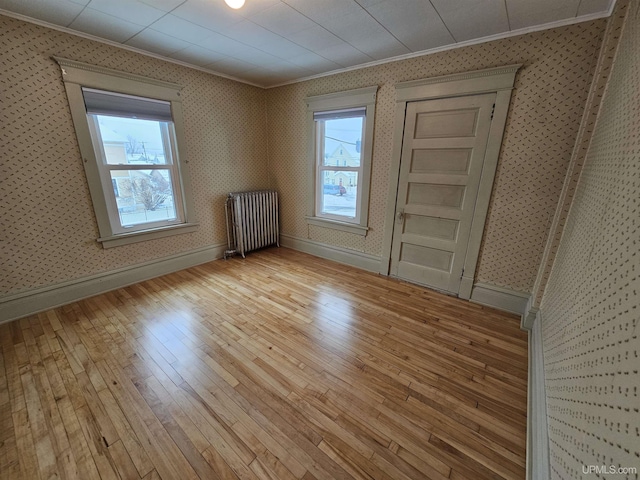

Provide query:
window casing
left=55, top=58, right=197, bottom=248
left=306, top=87, right=377, bottom=236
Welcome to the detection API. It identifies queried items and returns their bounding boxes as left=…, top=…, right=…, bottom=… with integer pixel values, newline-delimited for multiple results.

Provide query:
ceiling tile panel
left=208, top=41, right=283, bottom=66
left=0, top=0, right=84, bottom=26
left=313, top=42, right=373, bottom=67
left=206, top=56, right=260, bottom=75
left=234, top=0, right=281, bottom=18
left=364, top=0, right=454, bottom=51
left=317, top=9, right=410, bottom=58
left=430, top=0, right=509, bottom=41
left=69, top=8, right=144, bottom=42
left=125, top=28, right=191, bottom=56
left=282, top=0, right=362, bottom=24
left=169, top=45, right=228, bottom=66
left=286, top=25, right=344, bottom=51
left=149, top=14, right=216, bottom=43
left=172, top=0, right=244, bottom=31
left=287, top=52, right=341, bottom=73
left=192, top=30, right=250, bottom=51
left=217, top=20, right=311, bottom=58
left=249, top=2, right=317, bottom=36
left=0, top=0, right=616, bottom=86
left=138, top=0, right=185, bottom=11
left=85, top=0, right=166, bottom=26
left=506, top=0, right=581, bottom=30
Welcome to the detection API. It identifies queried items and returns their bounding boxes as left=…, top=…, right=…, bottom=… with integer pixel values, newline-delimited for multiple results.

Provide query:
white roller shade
left=313, top=107, right=366, bottom=121
left=82, top=87, right=173, bottom=122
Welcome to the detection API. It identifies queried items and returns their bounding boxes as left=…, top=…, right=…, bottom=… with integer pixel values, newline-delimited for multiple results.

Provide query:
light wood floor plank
left=0, top=247, right=527, bottom=479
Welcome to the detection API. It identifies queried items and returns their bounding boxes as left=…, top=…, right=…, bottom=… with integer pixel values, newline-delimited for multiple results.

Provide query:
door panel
left=400, top=244, right=453, bottom=271
left=403, top=215, right=459, bottom=241
left=407, top=183, right=466, bottom=208
left=411, top=148, right=472, bottom=174
left=390, top=93, right=495, bottom=294
left=414, top=109, right=479, bottom=138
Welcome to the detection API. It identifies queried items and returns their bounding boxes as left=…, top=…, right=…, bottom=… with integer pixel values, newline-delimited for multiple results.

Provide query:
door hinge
left=460, top=267, right=465, bottom=279
left=490, top=103, right=495, bottom=120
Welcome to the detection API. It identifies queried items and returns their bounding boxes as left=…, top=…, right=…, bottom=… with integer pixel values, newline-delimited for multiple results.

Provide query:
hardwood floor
left=0, top=247, right=528, bottom=480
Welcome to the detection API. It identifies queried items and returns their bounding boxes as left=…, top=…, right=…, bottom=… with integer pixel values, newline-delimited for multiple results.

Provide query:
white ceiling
left=0, top=0, right=614, bottom=87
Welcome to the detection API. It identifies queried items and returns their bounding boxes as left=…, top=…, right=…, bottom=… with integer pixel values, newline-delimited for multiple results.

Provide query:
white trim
left=0, top=243, right=227, bottom=324
left=381, top=65, right=519, bottom=301
left=266, top=8, right=614, bottom=89
left=395, top=64, right=521, bottom=100
left=306, top=86, right=377, bottom=234
left=306, top=86, right=378, bottom=111
left=305, top=216, right=369, bottom=236
left=469, top=282, right=530, bottom=315
left=54, top=57, right=182, bottom=91
left=521, top=296, right=540, bottom=330
left=98, top=223, right=199, bottom=248
left=525, top=312, right=551, bottom=480
left=56, top=58, right=198, bottom=248
left=1, top=5, right=614, bottom=90
left=280, top=234, right=380, bottom=273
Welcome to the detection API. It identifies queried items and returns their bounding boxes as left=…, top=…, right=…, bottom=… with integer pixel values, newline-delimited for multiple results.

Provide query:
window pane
left=110, top=169, right=178, bottom=227
left=96, top=115, right=171, bottom=165
left=321, top=172, right=358, bottom=219
left=322, top=117, right=363, bottom=167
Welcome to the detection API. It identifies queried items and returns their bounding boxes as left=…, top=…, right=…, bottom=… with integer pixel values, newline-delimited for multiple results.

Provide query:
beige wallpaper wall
left=266, top=20, right=606, bottom=293
left=0, top=15, right=269, bottom=297
left=0, top=14, right=613, bottom=300
left=540, top=1, right=640, bottom=478
left=531, top=0, right=630, bottom=309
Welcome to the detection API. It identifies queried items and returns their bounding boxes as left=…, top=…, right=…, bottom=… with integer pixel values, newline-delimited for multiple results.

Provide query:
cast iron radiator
left=224, top=190, right=279, bottom=259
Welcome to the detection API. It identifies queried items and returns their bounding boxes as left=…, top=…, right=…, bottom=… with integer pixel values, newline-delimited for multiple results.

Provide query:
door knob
left=396, top=210, right=404, bottom=223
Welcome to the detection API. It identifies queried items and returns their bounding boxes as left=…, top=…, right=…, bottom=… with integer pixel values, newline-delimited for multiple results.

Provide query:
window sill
left=98, top=222, right=199, bottom=248
left=305, top=216, right=368, bottom=236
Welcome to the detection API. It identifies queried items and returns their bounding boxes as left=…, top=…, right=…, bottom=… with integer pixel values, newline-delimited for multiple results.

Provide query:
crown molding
left=266, top=7, right=615, bottom=89
left=1, top=1, right=616, bottom=90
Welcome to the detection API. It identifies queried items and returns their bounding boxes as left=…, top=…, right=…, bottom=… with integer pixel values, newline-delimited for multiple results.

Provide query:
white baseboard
left=470, top=282, right=530, bottom=315
left=280, top=234, right=381, bottom=273
left=525, top=311, right=551, bottom=480
left=0, top=243, right=227, bottom=324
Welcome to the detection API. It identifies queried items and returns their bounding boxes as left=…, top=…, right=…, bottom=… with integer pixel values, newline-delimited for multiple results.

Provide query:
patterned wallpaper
left=0, top=14, right=612, bottom=298
left=531, top=0, right=630, bottom=308
left=540, top=1, right=640, bottom=478
left=0, top=15, right=269, bottom=297
left=266, top=20, right=606, bottom=292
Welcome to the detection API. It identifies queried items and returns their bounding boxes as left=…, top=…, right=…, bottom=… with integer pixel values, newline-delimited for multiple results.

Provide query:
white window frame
left=305, top=86, right=377, bottom=236
left=314, top=109, right=366, bottom=225
left=86, top=112, right=184, bottom=234
left=55, top=57, right=198, bottom=248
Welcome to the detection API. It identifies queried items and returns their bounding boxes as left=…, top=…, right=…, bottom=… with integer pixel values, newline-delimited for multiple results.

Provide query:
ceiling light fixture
left=224, top=0, right=245, bottom=9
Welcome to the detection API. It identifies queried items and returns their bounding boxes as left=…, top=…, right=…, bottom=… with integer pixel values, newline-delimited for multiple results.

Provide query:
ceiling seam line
left=428, top=0, right=458, bottom=43
left=504, top=0, right=512, bottom=30
left=352, top=0, right=412, bottom=51
left=279, top=0, right=375, bottom=66
left=66, top=3, right=87, bottom=28
left=122, top=0, right=188, bottom=44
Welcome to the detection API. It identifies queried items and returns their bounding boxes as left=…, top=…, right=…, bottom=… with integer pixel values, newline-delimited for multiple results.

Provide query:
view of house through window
left=316, top=113, right=364, bottom=221
left=94, top=115, right=182, bottom=230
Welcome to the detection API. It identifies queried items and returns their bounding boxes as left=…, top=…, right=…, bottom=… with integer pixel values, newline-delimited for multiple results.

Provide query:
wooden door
left=390, top=93, right=496, bottom=294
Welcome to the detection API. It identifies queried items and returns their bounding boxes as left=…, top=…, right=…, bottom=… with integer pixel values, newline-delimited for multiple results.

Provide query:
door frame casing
left=380, top=64, right=521, bottom=299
